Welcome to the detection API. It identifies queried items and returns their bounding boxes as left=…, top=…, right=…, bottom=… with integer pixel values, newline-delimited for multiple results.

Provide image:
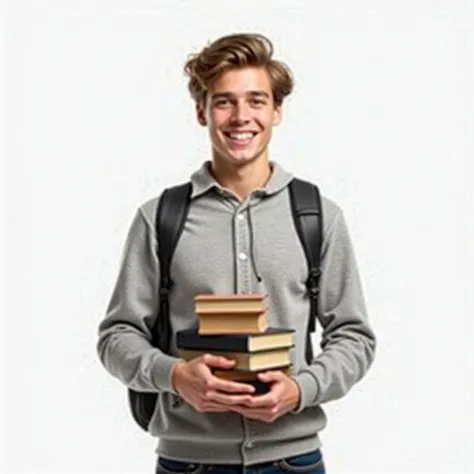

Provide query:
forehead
left=208, top=67, right=272, bottom=95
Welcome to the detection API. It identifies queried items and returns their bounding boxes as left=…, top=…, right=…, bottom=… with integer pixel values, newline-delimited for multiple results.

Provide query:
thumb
left=257, top=370, right=286, bottom=382
left=201, top=353, right=236, bottom=368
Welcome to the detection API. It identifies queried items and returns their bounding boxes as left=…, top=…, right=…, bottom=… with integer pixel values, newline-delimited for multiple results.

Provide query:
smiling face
left=196, top=67, right=282, bottom=167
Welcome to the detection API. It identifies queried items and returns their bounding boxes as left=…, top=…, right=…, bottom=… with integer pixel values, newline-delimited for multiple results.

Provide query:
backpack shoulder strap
left=288, top=178, right=323, bottom=364
left=128, top=182, right=192, bottom=432
left=153, top=181, right=192, bottom=352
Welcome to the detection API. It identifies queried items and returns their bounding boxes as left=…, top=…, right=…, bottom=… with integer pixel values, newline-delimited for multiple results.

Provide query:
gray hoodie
left=96, top=161, right=376, bottom=465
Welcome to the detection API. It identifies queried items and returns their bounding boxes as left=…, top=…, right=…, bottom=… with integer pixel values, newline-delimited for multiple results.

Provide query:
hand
left=230, top=370, right=301, bottom=423
left=172, top=354, right=256, bottom=413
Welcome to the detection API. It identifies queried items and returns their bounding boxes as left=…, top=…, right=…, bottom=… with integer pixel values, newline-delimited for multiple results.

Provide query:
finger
left=257, top=370, right=287, bottom=382
left=206, top=376, right=256, bottom=394
left=241, top=387, right=282, bottom=408
left=201, top=354, right=236, bottom=369
left=205, top=391, right=254, bottom=406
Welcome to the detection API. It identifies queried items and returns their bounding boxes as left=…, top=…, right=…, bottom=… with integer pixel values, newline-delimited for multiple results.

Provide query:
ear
left=196, top=102, right=207, bottom=126
left=273, top=105, right=282, bottom=126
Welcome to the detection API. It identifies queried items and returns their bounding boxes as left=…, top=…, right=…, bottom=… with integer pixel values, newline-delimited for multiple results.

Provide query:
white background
left=4, top=1, right=474, bottom=473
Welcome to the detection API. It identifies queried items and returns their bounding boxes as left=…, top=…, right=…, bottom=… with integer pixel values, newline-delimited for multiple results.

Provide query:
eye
left=250, top=98, right=266, bottom=106
left=213, top=99, right=231, bottom=108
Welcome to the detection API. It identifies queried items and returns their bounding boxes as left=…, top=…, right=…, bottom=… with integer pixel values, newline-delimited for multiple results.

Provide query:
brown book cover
left=196, top=308, right=267, bottom=315
left=212, top=364, right=292, bottom=381
left=198, top=313, right=268, bottom=335
left=194, top=293, right=268, bottom=313
left=177, top=346, right=293, bottom=371
left=194, top=293, right=268, bottom=301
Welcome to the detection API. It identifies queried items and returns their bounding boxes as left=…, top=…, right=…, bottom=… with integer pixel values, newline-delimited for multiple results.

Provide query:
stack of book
left=176, top=293, right=295, bottom=393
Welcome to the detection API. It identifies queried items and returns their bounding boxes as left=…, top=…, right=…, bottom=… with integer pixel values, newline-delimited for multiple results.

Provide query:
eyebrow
left=210, top=91, right=271, bottom=100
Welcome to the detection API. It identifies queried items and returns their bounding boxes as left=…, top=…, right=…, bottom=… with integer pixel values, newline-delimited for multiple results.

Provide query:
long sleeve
left=96, top=208, right=181, bottom=394
left=292, top=210, right=376, bottom=411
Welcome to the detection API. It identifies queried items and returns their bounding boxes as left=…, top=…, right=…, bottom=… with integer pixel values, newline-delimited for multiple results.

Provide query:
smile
left=223, top=131, right=258, bottom=147
left=224, top=131, right=257, bottom=140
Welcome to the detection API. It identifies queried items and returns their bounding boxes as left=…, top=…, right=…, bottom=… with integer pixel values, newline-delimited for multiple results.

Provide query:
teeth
left=229, top=132, right=254, bottom=140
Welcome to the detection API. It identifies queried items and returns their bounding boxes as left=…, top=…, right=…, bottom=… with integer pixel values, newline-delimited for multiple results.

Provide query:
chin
left=227, top=155, right=261, bottom=166
left=228, top=153, right=255, bottom=162
left=224, top=147, right=266, bottom=163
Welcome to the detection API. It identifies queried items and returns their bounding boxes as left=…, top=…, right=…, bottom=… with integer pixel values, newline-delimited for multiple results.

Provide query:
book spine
left=177, top=345, right=294, bottom=355
left=177, top=339, right=249, bottom=352
left=177, top=341, right=294, bottom=353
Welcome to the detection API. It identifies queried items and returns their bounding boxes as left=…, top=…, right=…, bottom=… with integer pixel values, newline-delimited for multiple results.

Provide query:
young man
left=97, top=33, right=376, bottom=474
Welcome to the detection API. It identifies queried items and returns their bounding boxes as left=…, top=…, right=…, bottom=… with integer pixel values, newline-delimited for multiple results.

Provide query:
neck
left=210, top=155, right=272, bottom=201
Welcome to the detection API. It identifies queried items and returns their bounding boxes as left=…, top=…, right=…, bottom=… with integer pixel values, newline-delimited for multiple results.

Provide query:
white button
left=246, top=442, right=254, bottom=448
left=236, top=214, right=245, bottom=221
left=238, top=253, right=247, bottom=261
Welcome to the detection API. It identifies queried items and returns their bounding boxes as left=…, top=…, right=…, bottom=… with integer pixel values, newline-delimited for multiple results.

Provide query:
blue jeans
left=155, top=449, right=325, bottom=473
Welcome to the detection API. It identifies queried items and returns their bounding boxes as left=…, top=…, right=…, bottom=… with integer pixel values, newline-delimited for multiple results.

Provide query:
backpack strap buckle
left=159, top=286, right=170, bottom=302
left=306, top=267, right=321, bottom=333
left=159, top=278, right=173, bottom=302
left=306, top=267, right=321, bottom=297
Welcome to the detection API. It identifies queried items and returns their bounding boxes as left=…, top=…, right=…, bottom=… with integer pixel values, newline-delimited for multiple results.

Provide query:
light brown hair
left=184, top=33, right=294, bottom=106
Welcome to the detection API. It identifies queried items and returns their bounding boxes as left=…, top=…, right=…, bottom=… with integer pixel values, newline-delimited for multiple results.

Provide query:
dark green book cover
left=176, top=327, right=295, bottom=353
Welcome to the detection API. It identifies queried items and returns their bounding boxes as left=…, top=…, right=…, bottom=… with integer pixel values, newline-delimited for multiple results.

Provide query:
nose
left=230, top=101, right=251, bottom=124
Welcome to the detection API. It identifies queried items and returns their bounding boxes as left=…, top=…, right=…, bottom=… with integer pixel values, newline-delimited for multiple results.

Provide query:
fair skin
left=197, top=66, right=281, bottom=201
left=172, top=66, right=301, bottom=423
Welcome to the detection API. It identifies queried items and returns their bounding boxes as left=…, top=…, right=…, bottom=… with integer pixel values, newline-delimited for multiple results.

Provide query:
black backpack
left=128, top=178, right=323, bottom=431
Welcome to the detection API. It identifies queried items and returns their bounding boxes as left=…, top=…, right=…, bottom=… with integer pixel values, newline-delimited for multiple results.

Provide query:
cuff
left=150, top=352, right=184, bottom=394
left=291, top=371, right=320, bottom=414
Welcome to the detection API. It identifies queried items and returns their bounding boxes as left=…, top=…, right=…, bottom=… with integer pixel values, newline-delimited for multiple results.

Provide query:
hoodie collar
left=189, top=160, right=293, bottom=200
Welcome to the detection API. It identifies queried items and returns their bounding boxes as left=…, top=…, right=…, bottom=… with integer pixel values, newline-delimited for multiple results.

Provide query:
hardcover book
left=211, top=364, right=292, bottom=381
left=177, top=346, right=293, bottom=372
left=176, top=327, right=295, bottom=352
left=197, top=309, right=269, bottom=335
left=194, top=293, right=268, bottom=313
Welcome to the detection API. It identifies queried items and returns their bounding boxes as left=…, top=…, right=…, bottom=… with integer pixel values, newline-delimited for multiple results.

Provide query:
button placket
left=234, top=205, right=252, bottom=293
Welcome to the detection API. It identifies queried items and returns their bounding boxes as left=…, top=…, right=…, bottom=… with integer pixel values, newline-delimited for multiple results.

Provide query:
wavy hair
left=184, top=33, right=294, bottom=106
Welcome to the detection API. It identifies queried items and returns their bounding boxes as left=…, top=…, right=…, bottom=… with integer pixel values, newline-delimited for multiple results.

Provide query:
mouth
left=223, top=131, right=258, bottom=147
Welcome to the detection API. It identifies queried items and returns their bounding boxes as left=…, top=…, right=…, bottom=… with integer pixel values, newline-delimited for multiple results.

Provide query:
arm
left=292, top=209, right=377, bottom=412
left=96, top=208, right=181, bottom=394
